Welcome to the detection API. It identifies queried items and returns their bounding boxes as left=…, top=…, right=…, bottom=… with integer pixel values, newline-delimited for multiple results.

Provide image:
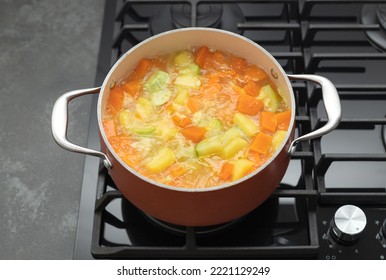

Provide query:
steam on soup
left=103, top=46, right=291, bottom=188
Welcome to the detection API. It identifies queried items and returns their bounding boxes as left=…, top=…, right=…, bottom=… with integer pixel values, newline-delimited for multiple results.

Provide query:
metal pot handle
left=287, top=74, right=342, bottom=155
left=51, top=87, right=112, bottom=169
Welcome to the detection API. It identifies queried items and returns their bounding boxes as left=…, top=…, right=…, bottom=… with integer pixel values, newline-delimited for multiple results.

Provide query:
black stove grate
left=73, top=0, right=386, bottom=259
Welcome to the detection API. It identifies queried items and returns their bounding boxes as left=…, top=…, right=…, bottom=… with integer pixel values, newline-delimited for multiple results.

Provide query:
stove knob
left=330, top=205, right=367, bottom=243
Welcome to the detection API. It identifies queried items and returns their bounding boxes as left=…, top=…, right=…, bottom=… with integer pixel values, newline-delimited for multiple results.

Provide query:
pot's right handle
left=287, top=74, right=342, bottom=155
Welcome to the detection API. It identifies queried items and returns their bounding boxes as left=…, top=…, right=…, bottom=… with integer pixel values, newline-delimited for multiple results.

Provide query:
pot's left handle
left=51, top=87, right=112, bottom=169
left=287, top=74, right=342, bottom=155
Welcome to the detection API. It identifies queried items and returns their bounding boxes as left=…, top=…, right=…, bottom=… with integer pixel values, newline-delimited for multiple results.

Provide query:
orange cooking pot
left=52, top=28, right=341, bottom=226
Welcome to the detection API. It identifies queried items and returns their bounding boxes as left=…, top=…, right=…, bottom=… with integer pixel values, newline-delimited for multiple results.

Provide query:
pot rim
left=97, top=27, right=296, bottom=193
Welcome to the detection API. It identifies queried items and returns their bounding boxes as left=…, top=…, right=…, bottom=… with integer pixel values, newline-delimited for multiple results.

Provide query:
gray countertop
left=0, top=0, right=105, bottom=259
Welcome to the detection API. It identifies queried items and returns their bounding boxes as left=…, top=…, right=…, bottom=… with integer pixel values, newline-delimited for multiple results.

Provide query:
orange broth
left=103, top=46, right=291, bottom=188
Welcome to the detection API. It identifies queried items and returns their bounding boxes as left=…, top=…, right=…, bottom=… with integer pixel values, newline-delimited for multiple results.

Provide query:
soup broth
left=103, top=46, right=291, bottom=188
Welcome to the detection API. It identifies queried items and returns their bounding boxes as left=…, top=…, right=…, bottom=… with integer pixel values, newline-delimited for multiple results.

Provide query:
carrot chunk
left=187, top=96, right=201, bottom=113
left=179, top=117, right=192, bottom=127
left=169, top=164, right=187, bottom=177
left=250, top=132, right=273, bottom=155
left=133, top=58, right=153, bottom=80
left=171, top=115, right=192, bottom=128
left=230, top=56, right=247, bottom=73
left=122, top=80, right=141, bottom=97
left=219, top=161, right=233, bottom=181
left=236, top=94, right=263, bottom=115
left=260, top=111, right=277, bottom=133
left=180, top=126, right=207, bottom=143
left=243, top=80, right=259, bottom=96
left=245, top=65, right=268, bottom=82
left=276, top=110, right=292, bottom=130
left=195, top=46, right=210, bottom=68
left=107, top=87, right=125, bottom=114
left=102, top=119, right=116, bottom=138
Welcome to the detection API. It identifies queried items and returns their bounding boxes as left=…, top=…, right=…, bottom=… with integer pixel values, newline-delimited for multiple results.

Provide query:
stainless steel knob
left=331, top=205, right=367, bottom=243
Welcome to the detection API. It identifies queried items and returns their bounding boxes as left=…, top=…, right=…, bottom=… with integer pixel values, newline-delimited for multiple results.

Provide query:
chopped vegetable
left=174, top=87, right=189, bottom=105
left=174, top=74, right=201, bottom=89
left=233, top=112, right=259, bottom=137
left=187, top=96, right=202, bottom=113
left=236, top=94, right=264, bottom=115
left=134, top=97, right=154, bottom=120
left=118, top=110, right=132, bottom=130
left=272, top=130, right=287, bottom=150
left=196, top=137, right=222, bottom=157
left=221, top=137, right=248, bottom=159
left=195, top=46, right=210, bottom=68
left=258, top=84, right=280, bottom=112
left=222, top=126, right=246, bottom=146
left=145, top=147, right=175, bottom=173
left=169, top=163, right=187, bottom=177
left=260, top=111, right=277, bottom=133
left=245, top=65, right=268, bottom=82
left=174, top=51, right=195, bottom=66
left=276, top=110, right=291, bottom=130
left=107, top=87, right=125, bottom=114
left=232, top=159, right=254, bottom=181
left=150, top=87, right=172, bottom=106
left=219, top=162, right=233, bottom=181
left=179, top=64, right=200, bottom=75
left=250, top=132, right=273, bottom=155
left=133, top=58, right=153, bottom=80
left=131, top=125, right=156, bottom=135
left=102, top=119, right=116, bottom=137
left=144, top=70, right=170, bottom=93
left=181, top=126, right=207, bottom=143
left=243, top=80, right=259, bottom=97
left=103, top=46, right=291, bottom=188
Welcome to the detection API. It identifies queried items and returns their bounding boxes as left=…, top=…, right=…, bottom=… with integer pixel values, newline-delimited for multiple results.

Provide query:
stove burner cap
left=150, top=4, right=244, bottom=35
left=171, top=4, right=222, bottom=29
left=361, top=4, right=386, bottom=52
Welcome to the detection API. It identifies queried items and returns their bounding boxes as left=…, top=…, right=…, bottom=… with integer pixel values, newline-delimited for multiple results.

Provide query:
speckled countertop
left=0, top=0, right=105, bottom=259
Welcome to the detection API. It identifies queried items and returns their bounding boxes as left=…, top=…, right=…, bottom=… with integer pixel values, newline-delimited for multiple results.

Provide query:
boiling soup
left=103, top=46, right=291, bottom=188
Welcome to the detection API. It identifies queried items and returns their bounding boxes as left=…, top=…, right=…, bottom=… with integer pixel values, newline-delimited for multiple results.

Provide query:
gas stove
left=74, top=0, right=386, bottom=260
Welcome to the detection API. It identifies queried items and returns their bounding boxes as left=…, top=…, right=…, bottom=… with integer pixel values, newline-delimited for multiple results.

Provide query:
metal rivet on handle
left=110, top=80, right=116, bottom=89
left=271, top=68, right=278, bottom=79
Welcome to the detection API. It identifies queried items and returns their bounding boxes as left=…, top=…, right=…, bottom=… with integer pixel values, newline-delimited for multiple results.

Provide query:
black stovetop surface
left=74, top=0, right=386, bottom=259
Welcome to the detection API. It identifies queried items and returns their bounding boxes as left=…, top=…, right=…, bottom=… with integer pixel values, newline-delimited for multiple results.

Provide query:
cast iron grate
left=86, top=0, right=386, bottom=259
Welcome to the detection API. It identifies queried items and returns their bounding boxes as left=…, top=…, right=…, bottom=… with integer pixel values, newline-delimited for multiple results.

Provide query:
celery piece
left=195, top=137, right=222, bottom=157
left=145, top=147, right=175, bottom=173
left=118, top=109, right=132, bottom=131
left=174, top=51, right=194, bottom=67
left=258, top=84, right=280, bottom=112
left=221, top=137, right=248, bottom=159
left=272, top=130, right=287, bottom=150
left=179, top=64, right=200, bottom=75
left=221, top=126, right=246, bottom=146
left=131, top=125, right=156, bottom=135
left=233, top=112, right=259, bottom=137
left=232, top=159, right=254, bottom=181
left=204, top=118, right=224, bottom=138
left=174, top=74, right=201, bottom=89
left=174, top=87, right=189, bottom=105
left=135, top=97, right=154, bottom=120
left=150, top=87, right=172, bottom=106
left=144, top=70, right=171, bottom=93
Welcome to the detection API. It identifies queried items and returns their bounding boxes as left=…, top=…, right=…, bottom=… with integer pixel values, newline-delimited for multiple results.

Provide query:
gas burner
left=361, top=4, right=386, bottom=52
left=142, top=212, right=243, bottom=237
left=150, top=4, right=244, bottom=35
